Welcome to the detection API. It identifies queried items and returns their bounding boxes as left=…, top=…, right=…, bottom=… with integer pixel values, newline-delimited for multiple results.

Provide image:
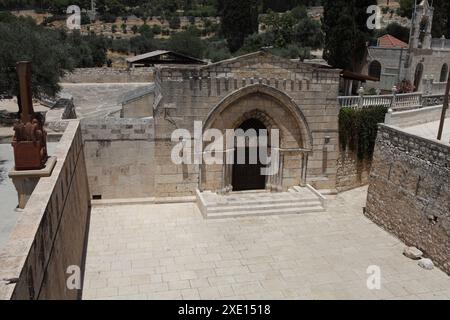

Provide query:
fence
left=338, top=92, right=425, bottom=110
left=431, top=38, right=450, bottom=50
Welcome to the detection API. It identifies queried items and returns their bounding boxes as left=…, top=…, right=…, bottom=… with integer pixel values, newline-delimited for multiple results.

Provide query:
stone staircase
left=196, top=185, right=326, bottom=219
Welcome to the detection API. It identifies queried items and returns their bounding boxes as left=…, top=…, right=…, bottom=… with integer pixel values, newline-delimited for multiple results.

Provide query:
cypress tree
left=218, top=0, right=259, bottom=53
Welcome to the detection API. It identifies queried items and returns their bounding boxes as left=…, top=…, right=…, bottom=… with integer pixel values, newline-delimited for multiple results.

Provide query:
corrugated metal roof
left=126, top=50, right=206, bottom=64
left=126, top=50, right=171, bottom=63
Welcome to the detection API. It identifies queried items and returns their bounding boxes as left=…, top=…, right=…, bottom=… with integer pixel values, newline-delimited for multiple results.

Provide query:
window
left=413, top=63, right=424, bottom=92
left=440, top=63, right=448, bottom=82
left=368, top=61, right=382, bottom=79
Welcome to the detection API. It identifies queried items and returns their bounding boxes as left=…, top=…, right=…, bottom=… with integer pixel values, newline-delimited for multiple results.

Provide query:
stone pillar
left=222, top=148, right=234, bottom=194
left=272, top=151, right=284, bottom=192
left=9, top=156, right=56, bottom=209
left=301, top=152, right=309, bottom=187
left=266, top=148, right=282, bottom=192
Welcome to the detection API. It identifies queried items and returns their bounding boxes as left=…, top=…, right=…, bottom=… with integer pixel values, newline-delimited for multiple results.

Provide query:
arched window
left=413, top=63, right=424, bottom=92
left=368, top=60, right=382, bottom=79
left=440, top=63, right=448, bottom=82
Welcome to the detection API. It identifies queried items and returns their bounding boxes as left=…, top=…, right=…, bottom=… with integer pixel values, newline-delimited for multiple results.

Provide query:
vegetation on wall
left=339, top=106, right=388, bottom=161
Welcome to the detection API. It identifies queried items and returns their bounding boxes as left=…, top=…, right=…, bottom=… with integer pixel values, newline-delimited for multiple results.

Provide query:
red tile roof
left=378, top=34, right=408, bottom=48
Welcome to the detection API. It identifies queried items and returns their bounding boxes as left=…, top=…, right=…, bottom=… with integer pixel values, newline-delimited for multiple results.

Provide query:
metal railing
left=431, top=38, right=450, bottom=50
left=338, top=92, right=423, bottom=110
left=338, top=85, right=446, bottom=110
left=431, top=81, right=447, bottom=95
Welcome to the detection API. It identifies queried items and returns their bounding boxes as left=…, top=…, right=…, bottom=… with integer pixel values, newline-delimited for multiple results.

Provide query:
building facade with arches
left=364, top=0, right=450, bottom=94
left=150, top=51, right=341, bottom=197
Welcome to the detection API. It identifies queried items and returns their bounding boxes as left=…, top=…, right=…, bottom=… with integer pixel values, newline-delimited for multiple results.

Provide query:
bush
left=168, top=16, right=181, bottom=29
left=205, top=40, right=231, bottom=62
left=100, top=13, right=117, bottom=23
left=376, top=22, right=410, bottom=44
left=151, top=25, right=162, bottom=35
left=339, top=106, right=388, bottom=161
left=168, top=29, right=205, bottom=58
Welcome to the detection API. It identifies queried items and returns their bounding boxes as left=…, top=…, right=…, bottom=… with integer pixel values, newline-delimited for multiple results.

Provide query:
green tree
left=169, top=15, right=181, bottom=29
left=218, top=0, right=259, bottom=52
left=376, top=22, right=410, bottom=44
left=322, top=0, right=377, bottom=71
left=0, top=14, right=74, bottom=99
left=168, top=29, right=205, bottom=58
left=121, top=22, right=127, bottom=34
left=138, top=24, right=153, bottom=38
left=431, top=0, right=450, bottom=38
left=261, top=10, right=296, bottom=47
left=398, top=0, right=414, bottom=18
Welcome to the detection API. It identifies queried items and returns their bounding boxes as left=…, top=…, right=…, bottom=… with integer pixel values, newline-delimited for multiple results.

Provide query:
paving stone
left=83, top=187, right=450, bottom=300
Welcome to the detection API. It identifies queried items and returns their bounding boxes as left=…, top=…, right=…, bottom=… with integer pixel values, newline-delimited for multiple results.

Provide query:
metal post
left=437, top=75, right=449, bottom=140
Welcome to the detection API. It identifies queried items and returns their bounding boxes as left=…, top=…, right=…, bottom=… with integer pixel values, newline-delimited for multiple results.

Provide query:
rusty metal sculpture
left=12, top=62, right=48, bottom=170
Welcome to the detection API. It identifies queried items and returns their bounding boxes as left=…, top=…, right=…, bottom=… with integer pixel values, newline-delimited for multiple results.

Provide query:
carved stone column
left=301, top=152, right=309, bottom=187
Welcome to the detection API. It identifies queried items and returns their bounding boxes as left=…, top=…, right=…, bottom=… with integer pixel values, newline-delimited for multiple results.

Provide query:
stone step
left=206, top=205, right=325, bottom=219
left=206, top=199, right=322, bottom=213
left=204, top=195, right=320, bottom=207
left=196, top=186, right=326, bottom=219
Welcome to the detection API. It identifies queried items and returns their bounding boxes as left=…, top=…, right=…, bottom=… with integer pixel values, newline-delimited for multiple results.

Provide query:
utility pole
left=437, top=74, right=449, bottom=140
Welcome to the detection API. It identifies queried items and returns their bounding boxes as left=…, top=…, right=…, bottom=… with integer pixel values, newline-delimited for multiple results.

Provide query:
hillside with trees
left=3, top=0, right=436, bottom=99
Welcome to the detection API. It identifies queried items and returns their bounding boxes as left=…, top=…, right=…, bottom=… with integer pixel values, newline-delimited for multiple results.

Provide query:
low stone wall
left=0, top=121, right=91, bottom=299
left=335, top=149, right=371, bottom=192
left=366, top=124, right=450, bottom=274
left=385, top=105, right=448, bottom=128
left=81, top=118, right=155, bottom=199
left=62, top=67, right=154, bottom=83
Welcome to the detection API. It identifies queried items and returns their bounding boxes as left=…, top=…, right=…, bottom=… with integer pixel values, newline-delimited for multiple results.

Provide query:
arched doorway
left=440, top=63, right=448, bottom=82
left=232, top=118, right=267, bottom=191
left=413, top=63, right=424, bottom=92
left=368, top=60, right=382, bottom=80
left=201, top=84, right=314, bottom=193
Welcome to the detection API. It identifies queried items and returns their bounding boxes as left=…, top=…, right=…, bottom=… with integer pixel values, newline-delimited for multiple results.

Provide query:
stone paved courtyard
left=82, top=187, right=450, bottom=300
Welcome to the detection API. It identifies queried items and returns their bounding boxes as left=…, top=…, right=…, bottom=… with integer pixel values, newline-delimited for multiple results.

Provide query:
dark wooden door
left=231, top=118, right=267, bottom=191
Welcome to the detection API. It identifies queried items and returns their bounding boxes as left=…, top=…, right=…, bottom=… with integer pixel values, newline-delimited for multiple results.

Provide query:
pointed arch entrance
left=201, top=84, right=313, bottom=193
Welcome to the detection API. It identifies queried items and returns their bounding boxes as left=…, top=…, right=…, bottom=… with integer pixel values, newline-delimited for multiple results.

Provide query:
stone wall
left=385, top=104, right=448, bottom=127
left=81, top=118, right=155, bottom=199
left=365, top=124, right=450, bottom=274
left=335, top=149, right=371, bottom=192
left=121, top=94, right=154, bottom=118
left=408, top=49, right=450, bottom=90
left=0, top=121, right=91, bottom=299
left=153, top=51, right=341, bottom=195
left=365, top=47, right=407, bottom=92
left=62, top=67, right=154, bottom=83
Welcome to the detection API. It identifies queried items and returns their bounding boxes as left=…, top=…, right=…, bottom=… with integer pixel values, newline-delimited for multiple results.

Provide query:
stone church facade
left=152, top=51, right=341, bottom=196
left=82, top=51, right=342, bottom=199
left=365, top=0, right=450, bottom=93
